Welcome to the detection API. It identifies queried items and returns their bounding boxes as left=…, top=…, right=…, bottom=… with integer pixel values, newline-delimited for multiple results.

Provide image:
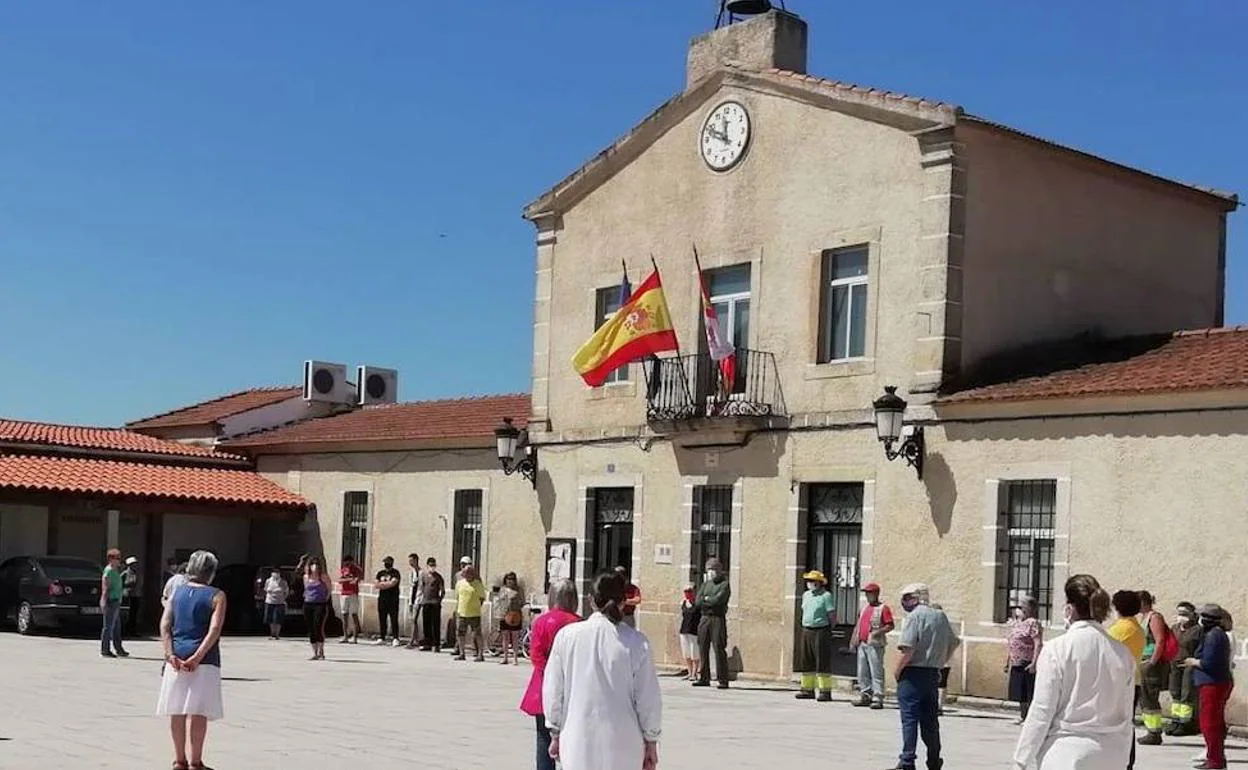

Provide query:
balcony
left=643, top=348, right=788, bottom=431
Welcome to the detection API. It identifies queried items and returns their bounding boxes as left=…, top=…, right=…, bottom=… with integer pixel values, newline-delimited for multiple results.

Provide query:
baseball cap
left=1198, top=603, right=1227, bottom=621
left=124, top=556, right=138, bottom=566
left=862, top=582, right=881, bottom=593
left=459, top=556, right=472, bottom=565
left=900, top=582, right=930, bottom=599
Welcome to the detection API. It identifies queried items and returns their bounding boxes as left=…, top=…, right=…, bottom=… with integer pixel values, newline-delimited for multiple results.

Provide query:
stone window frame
left=978, top=464, right=1072, bottom=631
left=804, top=225, right=882, bottom=381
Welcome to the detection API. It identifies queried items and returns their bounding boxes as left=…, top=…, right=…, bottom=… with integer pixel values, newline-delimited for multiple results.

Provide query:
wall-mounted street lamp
left=494, top=417, right=537, bottom=489
left=872, top=385, right=924, bottom=480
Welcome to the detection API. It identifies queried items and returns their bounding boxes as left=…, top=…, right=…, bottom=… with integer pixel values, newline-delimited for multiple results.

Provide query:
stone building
left=518, top=7, right=1242, bottom=716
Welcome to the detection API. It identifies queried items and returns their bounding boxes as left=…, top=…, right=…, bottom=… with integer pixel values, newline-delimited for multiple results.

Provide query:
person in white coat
left=1012, top=574, right=1136, bottom=770
left=543, top=570, right=662, bottom=770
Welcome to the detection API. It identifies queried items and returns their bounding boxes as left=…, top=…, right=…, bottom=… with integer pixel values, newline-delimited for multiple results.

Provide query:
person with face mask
left=890, top=583, right=959, bottom=770
left=1167, top=602, right=1202, bottom=737
left=1106, top=590, right=1145, bottom=770
left=794, top=570, right=836, bottom=702
left=693, top=558, right=731, bottom=690
left=678, top=585, right=700, bottom=681
left=542, top=571, right=661, bottom=770
left=1004, top=595, right=1043, bottom=724
left=1011, top=574, right=1135, bottom=770
left=1185, top=604, right=1233, bottom=770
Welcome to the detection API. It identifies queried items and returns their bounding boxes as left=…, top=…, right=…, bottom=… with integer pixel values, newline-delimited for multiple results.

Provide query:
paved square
left=0, top=632, right=1235, bottom=769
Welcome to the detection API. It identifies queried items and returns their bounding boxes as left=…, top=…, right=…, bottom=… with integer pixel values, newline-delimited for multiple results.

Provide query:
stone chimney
left=687, top=10, right=808, bottom=90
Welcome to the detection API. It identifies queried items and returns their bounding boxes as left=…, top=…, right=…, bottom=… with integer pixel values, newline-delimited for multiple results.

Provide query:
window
left=690, top=485, right=733, bottom=583
left=587, top=488, right=634, bottom=579
left=817, top=246, right=869, bottom=362
left=995, top=480, right=1057, bottom=622
left=452, top=489, right=483, bottom=570
left=595, top=285, right=630, bottom=384
left=706, top=264, right=751, bottom=393
left=341, top=491, right=369, bottom=567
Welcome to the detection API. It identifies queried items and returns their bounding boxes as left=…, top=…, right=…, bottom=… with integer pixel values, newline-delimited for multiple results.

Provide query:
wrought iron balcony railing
left=643, top=348, right=787, bottom=422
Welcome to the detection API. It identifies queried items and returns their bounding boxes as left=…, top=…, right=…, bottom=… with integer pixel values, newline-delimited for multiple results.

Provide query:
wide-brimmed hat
left=802, top=570, right=827, bottom=584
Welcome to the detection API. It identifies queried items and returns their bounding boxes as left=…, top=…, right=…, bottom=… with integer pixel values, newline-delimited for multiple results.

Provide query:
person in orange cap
left=795, top=569, right=837, bottom=701
left=851, top=581, right=895, bottom=708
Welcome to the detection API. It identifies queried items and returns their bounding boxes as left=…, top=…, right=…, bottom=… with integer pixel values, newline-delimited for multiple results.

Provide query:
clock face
left=700, top=101, right=750, bottom=171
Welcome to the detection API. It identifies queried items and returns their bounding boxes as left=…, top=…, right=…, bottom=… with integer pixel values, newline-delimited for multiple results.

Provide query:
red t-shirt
left=623, top=584, right=641, bottom=617
left=856, top=603, right=894, bottom=643
left=339, top=564, right=363, bottom=596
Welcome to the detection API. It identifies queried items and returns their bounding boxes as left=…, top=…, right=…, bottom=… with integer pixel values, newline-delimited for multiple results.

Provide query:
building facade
left=517, top=8, right=1242, bottom=717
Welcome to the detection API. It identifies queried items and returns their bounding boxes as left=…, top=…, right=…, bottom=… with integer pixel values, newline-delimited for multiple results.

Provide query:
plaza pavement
left=0, top=632, right=1237, bottom=769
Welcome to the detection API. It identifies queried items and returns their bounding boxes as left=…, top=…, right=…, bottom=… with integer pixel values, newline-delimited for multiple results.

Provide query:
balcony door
left=702, top=263, right=751, bottom=396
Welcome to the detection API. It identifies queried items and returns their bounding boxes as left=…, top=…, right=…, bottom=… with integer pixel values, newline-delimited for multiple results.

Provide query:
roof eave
left=228, top=435, right=495, bottom=456
left=959, top=115, right=1239, bottom=212
left=936, top=386, right=1248, bottom=419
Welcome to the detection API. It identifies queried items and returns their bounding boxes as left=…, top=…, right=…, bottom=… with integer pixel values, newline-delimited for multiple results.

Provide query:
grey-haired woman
left=157, top=549, right=227, bottom=770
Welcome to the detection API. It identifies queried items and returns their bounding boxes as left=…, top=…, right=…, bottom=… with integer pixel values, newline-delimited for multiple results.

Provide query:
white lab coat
left=542, top=612, right=662, bottom=770
left=1012, top=620, right=1136, bottom=770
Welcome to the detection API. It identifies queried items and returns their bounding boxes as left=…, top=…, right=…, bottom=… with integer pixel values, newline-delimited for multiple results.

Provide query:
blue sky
left=2, top=1, right=1244, bottom=426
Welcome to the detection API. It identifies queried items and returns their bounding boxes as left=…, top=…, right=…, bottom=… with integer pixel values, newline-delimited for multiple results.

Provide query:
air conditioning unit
left=356, top=366, right=399, bottom=406
left=303, top=360, right=351, bottom=403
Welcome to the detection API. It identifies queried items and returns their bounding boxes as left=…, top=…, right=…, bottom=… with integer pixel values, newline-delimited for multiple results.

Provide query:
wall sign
left=544, top=538, right=577, bottom=594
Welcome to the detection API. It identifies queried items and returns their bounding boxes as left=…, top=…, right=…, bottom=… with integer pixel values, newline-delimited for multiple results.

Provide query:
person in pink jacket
left=520, top=580, right=580, bottom=770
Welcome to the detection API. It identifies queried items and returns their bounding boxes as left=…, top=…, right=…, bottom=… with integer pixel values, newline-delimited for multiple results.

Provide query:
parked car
left=0, top=555, right=126, bottom=635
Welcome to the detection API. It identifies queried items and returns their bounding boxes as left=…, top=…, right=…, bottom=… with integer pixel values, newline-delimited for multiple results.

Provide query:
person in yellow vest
left=795, top=570, right=836, bottom=702
left=1167, top=602, right=1202, bottom=737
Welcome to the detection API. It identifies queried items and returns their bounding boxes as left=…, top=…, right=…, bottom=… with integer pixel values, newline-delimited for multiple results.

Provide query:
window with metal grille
left=995, top=480, right=1057, bottom=622
left=340, top=491, right=369, bottom=567
left=690, top=485, right=733, bottom=584
left=595, top=285, right=630, bottom=384
left=452, top=489, right=483, bottom=570
left=587, top=488, right=634, bottom=578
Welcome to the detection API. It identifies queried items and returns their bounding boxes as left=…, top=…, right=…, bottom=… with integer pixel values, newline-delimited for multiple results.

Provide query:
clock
left=700, top=101, right=751, bottom=171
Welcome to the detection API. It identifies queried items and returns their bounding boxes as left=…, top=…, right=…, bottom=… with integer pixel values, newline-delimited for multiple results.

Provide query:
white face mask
left=806, top=582, right=818, bottom=591
left=705, top=570, right=718, bottom=581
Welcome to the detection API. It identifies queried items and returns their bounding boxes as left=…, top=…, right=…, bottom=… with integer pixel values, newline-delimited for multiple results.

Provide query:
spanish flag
left=573, top=269, right=679, bottom=387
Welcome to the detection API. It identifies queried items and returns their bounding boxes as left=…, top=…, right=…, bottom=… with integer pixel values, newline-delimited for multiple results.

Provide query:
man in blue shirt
left=891, top=583, right=959, bottom=770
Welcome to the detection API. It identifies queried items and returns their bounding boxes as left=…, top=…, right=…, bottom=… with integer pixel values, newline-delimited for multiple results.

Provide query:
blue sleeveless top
left=172, top=584, right=221, bottom=667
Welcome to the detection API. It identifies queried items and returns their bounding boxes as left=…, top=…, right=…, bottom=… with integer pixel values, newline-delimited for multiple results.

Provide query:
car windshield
left=40, top=558, right=102, bottom=580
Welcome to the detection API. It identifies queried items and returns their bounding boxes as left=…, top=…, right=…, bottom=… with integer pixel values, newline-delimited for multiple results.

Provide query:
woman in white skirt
left=157, top=550, right=227, bottom=770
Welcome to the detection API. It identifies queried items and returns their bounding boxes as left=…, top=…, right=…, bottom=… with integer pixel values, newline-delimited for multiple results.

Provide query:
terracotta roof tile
left=0, top=419, right=243, bottom=460
left=940, top=328, right=1248, bottom=405
left=0, top=454, right=307, bottom=508
left=127, top=386, right=302, bottom=430
left=761, top=68, right=958, bottom=111
left=224, top=394, right=530, bottom=449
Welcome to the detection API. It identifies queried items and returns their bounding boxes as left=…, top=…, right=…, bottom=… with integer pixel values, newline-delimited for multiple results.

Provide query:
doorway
left=587, top=488, right=634, bottom=579
left=802, top=483, right=864, bottom=678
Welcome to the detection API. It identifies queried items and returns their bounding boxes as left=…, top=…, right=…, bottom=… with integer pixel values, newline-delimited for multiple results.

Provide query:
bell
left=725, top=0, right=773, bottom=15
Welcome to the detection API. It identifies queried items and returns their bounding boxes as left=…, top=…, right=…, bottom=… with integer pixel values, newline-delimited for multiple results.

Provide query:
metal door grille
left=804, top=483, right=864, bottom=677
left=690, top=485, right=733, bottom=583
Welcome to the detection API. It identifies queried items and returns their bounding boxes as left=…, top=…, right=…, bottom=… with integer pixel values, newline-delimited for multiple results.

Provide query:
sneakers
left=372, top=638, right=385, bottom=646
left=100, top=651, right=116, bottom=658
left=854, top=694, right=872, bottom=707
left=816, top=692, right=832, bottom=703
left=391, top=639, right=401, bottom=648
left=115, top=650, right=130, bottom=658
left=1138, top=732, right=1163, bottom=746
left=692, top=681, right=711, bottom=688
left=871, top=699, right=885, bottom=710
left=795, top=691, right=816, bottom=700
left=717, top=683, right=729, bottom=690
